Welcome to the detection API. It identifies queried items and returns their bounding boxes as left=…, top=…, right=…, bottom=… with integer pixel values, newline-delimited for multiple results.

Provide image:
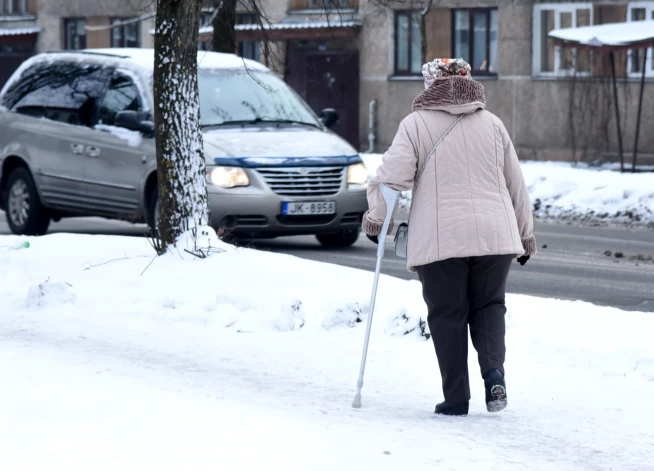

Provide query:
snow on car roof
left=549, top=20, right=654, bottom=48
left=0, top=48, right=269, bottom=99
left=85, top=48, right=268, bottom=71
left=7, top=48, right=267, bottom=77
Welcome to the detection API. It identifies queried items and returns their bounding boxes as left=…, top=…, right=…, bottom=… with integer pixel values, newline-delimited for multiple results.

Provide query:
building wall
left=37, top=0, right=154, bottom=51
left=32, top=0, right=654, bottom=164
left=358, top=0, right=654, bottom=165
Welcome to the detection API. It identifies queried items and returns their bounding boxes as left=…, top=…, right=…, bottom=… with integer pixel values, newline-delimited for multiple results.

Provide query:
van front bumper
left=207, top=188, right=368, bottom=238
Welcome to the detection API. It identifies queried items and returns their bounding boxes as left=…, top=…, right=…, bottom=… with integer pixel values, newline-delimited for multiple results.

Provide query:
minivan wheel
left=4, top=167, right=50, bottom=236
left=316, top=228, right=360, bottom=248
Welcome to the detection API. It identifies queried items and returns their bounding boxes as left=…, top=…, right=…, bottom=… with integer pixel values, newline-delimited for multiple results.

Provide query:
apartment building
left=11, top=0, right=653, bottom=163
left=221, top=0, right=653, bottom=162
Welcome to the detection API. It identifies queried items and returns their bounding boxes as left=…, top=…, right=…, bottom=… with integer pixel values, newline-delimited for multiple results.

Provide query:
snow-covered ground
left=361, top=154, right=654, bottom=227
left=2, top=233, right=654, bottom=470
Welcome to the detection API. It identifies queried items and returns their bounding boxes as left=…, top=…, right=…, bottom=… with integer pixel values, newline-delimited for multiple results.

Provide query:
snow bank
left=523, top=162, right=654, bottom=226
left=0, top=233, right=427, bottom=337
left=362, top=154, right=654, bottom=226
left=2, top=234, right=654, bottom=470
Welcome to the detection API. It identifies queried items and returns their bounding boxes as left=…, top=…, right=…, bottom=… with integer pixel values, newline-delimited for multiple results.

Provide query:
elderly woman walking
left=363, top=59, right=536, bottom=416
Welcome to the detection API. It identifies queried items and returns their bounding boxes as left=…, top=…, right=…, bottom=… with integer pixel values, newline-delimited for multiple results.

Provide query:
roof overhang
left=549, top=20, right=654, bottom=52
left=198, top=19, right=362, bottom=42
left=0, top=27, right=40, bottom=45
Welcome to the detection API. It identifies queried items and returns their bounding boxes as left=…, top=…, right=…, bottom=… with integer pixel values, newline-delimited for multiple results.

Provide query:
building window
left=200, top=9, right=214, bottom=28
left=627, top=3, right=654, bottom=77
left=237, top=13, right=260, bottom=61
left=8, top=0, right=28, bottom=15
left=237, top=13, right=255, bottom=25
left=239, top=41, right=260, bottom=61
left=65, top=18, right=87, bottom=50
left=111, top=19, right=141, bottom=48
left=532, top=4, right=593, bottom=76
left=394, top=11, right=422, bottom=75
left=304, top=0, right=350, bottom=9
left=452, top=9, right=498, bottom=74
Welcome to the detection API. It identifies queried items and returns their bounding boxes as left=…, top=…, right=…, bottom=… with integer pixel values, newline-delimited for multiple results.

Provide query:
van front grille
left=257, top=167, right=344, bottom=196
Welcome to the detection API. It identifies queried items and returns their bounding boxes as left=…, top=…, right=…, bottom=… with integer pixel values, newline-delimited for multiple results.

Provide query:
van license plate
left=282, top=202, right=336, bottom=215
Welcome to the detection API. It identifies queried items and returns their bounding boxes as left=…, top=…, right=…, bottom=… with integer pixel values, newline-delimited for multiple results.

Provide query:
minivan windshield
left=198, top=69, right=320, bottom=128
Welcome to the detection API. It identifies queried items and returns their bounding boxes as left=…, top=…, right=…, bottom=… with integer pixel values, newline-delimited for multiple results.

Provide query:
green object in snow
left=0, top=241, right=30, bottom=251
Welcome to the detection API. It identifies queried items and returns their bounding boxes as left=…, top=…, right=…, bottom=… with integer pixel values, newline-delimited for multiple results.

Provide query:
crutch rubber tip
left=352, top=394, right=362, bottom=408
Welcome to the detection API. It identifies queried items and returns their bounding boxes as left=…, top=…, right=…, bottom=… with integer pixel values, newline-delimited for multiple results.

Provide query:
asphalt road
left=1, top=211, right=653, bottom=312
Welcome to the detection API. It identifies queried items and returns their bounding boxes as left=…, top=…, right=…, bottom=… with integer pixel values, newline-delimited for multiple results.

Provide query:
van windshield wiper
left=255, top=119, right=321, bottom=128
left=201, top=118, right=320, bottom=129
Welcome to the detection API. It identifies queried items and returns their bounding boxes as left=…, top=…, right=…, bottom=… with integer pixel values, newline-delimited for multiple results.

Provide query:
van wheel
left=4, top=167, right=50, bottom=236
left=316, top=228, right=360, bottom=248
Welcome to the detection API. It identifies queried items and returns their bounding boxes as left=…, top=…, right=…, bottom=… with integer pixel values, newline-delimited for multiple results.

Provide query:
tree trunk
left=153, top=0, right=209, bottom=252
left=212, top=0, right=237, bottom=54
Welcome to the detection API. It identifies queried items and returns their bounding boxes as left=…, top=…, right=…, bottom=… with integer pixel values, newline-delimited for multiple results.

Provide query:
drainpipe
left=367, top=99, right=376, bottom=153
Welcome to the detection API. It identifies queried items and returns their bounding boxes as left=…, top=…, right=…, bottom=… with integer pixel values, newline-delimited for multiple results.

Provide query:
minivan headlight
left=347, top=163, right=368, bottom=186
left=206, top=166, right=250, bottom=188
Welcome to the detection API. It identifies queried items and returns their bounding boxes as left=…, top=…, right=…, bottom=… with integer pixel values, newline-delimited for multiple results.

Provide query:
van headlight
left=347, top=163, right=368, bottom=187
left=206, top=166, right=250, bottom=188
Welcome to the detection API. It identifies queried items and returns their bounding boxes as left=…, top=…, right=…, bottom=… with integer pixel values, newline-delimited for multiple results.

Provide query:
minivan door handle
left=70, top=143, right=85, bottom=155
left=86, top=146, right=101, bottom=158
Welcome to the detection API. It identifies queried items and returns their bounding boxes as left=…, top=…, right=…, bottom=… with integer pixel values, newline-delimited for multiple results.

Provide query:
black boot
left=484, top=368, right=507, bottom=412
left=434, top=401, right=469, bottom=416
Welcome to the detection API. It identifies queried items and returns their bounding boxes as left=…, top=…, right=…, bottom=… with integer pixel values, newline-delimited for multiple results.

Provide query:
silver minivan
left=0, top=49, right=369, bottom=246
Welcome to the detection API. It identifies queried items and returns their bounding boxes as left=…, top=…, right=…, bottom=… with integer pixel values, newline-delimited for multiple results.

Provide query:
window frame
left=98, top=71, right=145, bottom=128
left=4, top=61, right=111, bottom=128
left=532, top=3, right=594, bottom=77
left=626, top=2, right=654, bottom=78
left=64, top=18, right=87, bottom=50
left=451, top=7, right=499, bottom=76
left=393, top=10, right=423, bottom=77
left=110, top=18, right=142, bottom=48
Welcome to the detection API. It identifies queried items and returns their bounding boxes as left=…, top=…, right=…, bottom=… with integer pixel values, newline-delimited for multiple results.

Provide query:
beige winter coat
left=363, top=76, right=536, bottom=271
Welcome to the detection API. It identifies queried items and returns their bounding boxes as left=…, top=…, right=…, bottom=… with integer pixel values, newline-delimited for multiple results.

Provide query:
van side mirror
left=319, top=108, right=339, bottom=128
left=115, top=111, right=154, bottom=136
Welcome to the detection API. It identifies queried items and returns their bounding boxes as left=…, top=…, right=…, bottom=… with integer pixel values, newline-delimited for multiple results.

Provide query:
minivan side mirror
left=115, top=110, right=154, bottom=136
left=319, top=108, right=339, bottom=129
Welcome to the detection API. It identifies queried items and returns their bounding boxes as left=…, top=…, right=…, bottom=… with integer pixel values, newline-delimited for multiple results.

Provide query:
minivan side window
left=99, top=74, right=143, bottom=127
left=2, top=61, right=110, bottom=127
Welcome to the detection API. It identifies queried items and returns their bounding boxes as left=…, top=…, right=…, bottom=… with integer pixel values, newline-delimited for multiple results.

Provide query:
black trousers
left=416, top=255, right=513, bottom=403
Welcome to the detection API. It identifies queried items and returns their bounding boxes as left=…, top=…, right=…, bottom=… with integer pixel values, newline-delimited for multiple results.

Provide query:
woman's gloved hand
left=517, top=255, right=530, bottom=266
left=366, top=234, right=379, bottom=244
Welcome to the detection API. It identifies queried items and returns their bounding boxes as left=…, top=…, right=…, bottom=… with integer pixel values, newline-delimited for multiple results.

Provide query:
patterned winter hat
left=422, top=58, right=472, bottom=89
